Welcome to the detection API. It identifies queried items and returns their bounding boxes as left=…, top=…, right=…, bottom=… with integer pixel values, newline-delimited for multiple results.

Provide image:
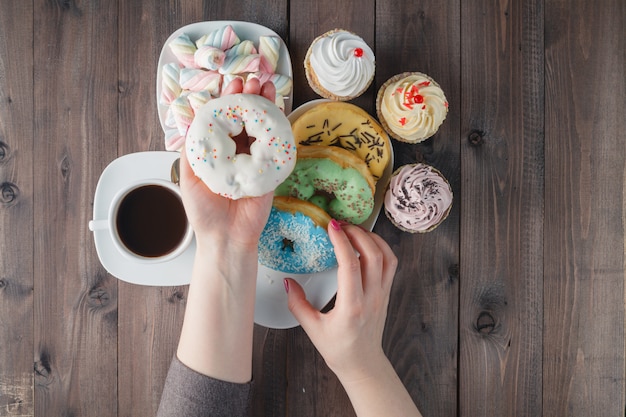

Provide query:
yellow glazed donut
left=291, top=101, right=391, bottom=181
left=186, top=93, right=296, bottom=199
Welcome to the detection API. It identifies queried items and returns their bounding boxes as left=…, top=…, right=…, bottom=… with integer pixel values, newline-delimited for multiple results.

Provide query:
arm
left=157, top=150, right=271, bottom=417
left=158, top=79, right=275, bottom=417
left=285, top=221, right=422, bottom=417
left=176, top=223, right=261, bottom=383
left=176, top=77, right=275, bottom=382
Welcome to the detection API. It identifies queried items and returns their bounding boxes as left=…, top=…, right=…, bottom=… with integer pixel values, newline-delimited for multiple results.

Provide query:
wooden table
left=1, top=1, right=624, bottom=416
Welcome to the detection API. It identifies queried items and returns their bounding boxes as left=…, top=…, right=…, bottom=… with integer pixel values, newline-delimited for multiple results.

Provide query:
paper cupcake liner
left=304, top=29, right=374, bottom=101
left=383, top=163, right=453, bottom=233
left=376, top=72, right=447, bottom=144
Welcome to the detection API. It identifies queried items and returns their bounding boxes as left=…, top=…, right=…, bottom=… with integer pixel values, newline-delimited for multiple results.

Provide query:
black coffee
left=116, top=185, right=188, bottom=258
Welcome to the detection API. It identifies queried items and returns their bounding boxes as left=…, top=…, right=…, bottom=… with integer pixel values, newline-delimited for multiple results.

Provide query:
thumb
left=284, top=278, right=320, bottom=329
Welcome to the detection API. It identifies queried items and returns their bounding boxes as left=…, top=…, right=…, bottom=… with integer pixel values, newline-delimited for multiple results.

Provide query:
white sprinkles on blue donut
left=258, top=207, right=337, bottom=274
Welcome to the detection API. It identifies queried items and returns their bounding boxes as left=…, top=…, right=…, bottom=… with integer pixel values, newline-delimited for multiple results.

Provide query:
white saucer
left=90, top=151, right=195, bottom=286
left=88, top=152, right=338, bottom=328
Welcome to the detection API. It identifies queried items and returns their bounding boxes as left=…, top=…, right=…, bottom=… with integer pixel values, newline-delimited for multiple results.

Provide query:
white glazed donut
left=186, top=93, right=296, bottom=199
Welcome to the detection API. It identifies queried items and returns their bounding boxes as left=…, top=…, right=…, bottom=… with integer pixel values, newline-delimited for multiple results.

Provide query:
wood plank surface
left=32, top=1, right=119, bottom=416
left=116, top=4, right=202, bottom=415
left=284, top=2, right=377, bottom=415
left=0, top=1, right=624, bottom=416
left=374, top=2, right=461, bottom=417
left=459, top=0, right=545, bottom=415
left=0, top=2, right=34, bottom=416
left=543, top=0, right=625, bottom=415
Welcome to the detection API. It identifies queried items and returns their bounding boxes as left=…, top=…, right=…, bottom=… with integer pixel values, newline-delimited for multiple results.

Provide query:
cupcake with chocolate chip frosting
left=376, top=72, right=449, bottom=143
left=304, top=29, right=375, bottom=101
left=384, top=163, right=453, bottom=233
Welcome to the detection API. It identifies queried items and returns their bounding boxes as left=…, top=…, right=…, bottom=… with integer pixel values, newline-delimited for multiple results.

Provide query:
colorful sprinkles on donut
left=186, top=93, right=296, bottom=199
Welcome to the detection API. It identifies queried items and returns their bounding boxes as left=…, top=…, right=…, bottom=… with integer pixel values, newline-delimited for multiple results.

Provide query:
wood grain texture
left=543, top=0, right=625, bottom=415
left=0, top=1, right=624, bottom=416
left=0, top=1, right=34, bottom=416
left=288, top=0, right=376, bottom=112
left=32, top=0, right=119, bottom=416
left=374, top=1, right=461, bottom=417
left=459, top=0, right=544, bottom=415
left=116, top=2, right=204, bottom=415
left=252, top=327, right=288, bottom=415
left=284, top=2, right=377, bottom=415
left=115, top=2, right=291, bottom=415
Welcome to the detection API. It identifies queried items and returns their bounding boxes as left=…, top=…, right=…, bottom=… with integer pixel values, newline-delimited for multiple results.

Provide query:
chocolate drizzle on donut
left=299, top=117, right=388, bottom=174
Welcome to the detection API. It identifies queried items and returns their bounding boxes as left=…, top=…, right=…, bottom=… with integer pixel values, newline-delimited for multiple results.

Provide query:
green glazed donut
left=275, top=146, right=375, bottom=224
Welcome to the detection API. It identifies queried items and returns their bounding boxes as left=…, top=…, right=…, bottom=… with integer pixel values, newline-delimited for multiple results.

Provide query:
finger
left=341, top=225, right=385, bottom=293
left=222, top=77, right=244, bottom=95
left=285, top=278, right=321, bottom=331
left=179, top=149, right=198, bottom=192
left=247, top=191, right=274, bottom=224
left=254, top=190, right=274, bottom=206
left=368, top=233, right=398, bottom=292
left=242, top=77, right=261, bottom=95
left=328, top=221, right=364, bottom=304
left=179, top=148, right=191, bottom=179
left=260, top=81, right=276, bottom=102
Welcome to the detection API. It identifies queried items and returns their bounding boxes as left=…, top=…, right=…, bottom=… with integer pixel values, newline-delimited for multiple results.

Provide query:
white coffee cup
left=89, top=179, right=193, bottom=263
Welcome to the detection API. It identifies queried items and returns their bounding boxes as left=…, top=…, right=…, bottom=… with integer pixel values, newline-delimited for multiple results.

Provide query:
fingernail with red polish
left=329, top=219, right=341, bottom=231
left=283, top=278, right=290, bottom=293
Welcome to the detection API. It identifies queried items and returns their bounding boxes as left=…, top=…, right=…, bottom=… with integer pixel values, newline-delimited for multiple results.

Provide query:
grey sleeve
left=157, top=356, right=253, bottom=417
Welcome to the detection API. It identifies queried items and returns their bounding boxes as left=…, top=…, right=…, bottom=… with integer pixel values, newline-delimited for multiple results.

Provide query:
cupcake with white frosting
left=384, top=163, right=453, bottom=233
left=304, top=29, right=375, bottom=101
left=376, top=72, right=448, bottom=143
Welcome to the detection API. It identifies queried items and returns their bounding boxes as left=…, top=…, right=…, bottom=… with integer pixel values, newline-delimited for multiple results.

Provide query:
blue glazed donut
left=258, top=197, right=337, bottom=274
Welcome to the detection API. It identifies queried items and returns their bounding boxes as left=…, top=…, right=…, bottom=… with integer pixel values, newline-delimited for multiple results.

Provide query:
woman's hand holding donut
left=222, top=76, right=276, bottom=100
left=284, top=223, right=422, bottom=417
left=175, top=79, right=278, bottom=384
left=285, top=222, right=397, bottom=377
left=179, top=77, right=276, bottom=251
left=179, top=150, right=272, bottom=251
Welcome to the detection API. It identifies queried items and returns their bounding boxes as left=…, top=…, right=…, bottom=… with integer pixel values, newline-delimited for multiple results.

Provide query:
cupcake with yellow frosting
left=376, top=72, right=448, bottom=143
left=304, top=29, right=375, bottom=101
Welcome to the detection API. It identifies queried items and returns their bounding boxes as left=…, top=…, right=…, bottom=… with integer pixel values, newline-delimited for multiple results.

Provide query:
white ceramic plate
left=90, top=137, right=393, bottom=328
left=253, top=100, right=394, bottom=329
left=89, top=151, right=196, bottom=286
left=89, top=118, right=393, bottom=328
left=156, top=20, right=293, bottom=133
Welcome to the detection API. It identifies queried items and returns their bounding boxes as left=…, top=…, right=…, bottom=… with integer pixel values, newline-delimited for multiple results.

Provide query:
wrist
left=189, top=236, right=259, bottom=297
left=195, top=233, right=259, bottom=257
left=178, top=244, right=258, bottom=383
left=194, top=235, right=259, bottom=266
left=334, top=353, right=422, bottom=417
left=331, top=349, right=391, bottom=385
